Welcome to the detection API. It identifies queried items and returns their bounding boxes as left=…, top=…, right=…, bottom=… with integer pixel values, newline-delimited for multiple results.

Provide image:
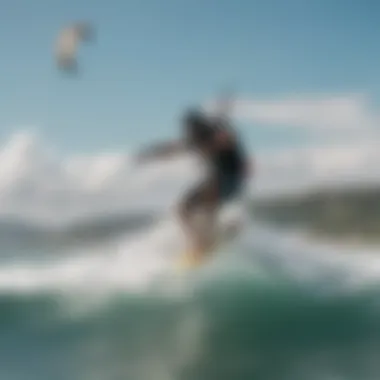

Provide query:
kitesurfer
left=136, top=108, right=251, bottom=259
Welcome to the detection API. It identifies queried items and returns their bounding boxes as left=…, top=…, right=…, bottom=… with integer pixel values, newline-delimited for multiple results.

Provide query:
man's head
left=182, top=109, right=214, bottom=145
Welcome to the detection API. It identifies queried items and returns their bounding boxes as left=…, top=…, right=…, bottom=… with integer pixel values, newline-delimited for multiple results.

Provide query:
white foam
left=0, top=200, right=247, bottom=297
left=247, top=223, right=380, bottom=291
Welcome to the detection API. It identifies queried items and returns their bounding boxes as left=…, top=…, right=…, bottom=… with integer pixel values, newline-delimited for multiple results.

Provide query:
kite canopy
left=55, top=22, right=94, bottom=73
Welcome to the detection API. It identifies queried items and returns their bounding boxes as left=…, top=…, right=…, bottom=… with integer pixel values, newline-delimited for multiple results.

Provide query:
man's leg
left=177, top=180, right=219, bottom=258
left=177, top=184, right=202, bottom=256
left=197, top=201, right=218, bottom=254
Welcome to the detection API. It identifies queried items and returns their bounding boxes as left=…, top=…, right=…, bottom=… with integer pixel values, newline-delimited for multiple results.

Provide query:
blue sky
left=0, top=0, right=379, bottom=153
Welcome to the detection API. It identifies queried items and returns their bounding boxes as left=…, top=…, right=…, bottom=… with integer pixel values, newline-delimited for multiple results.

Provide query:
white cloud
left=205, top=93, right=379, bottom=132
left=1, top=92, right=380, bottom=223
left=254, top=139, right=380, bottom=197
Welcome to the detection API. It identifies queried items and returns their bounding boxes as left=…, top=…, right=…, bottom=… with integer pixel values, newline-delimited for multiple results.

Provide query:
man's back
left=184, top=113, right=246, bottom=178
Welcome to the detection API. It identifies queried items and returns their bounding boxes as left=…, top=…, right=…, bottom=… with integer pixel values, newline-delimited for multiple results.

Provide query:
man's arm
left=134, top=140, right=187, bottom=164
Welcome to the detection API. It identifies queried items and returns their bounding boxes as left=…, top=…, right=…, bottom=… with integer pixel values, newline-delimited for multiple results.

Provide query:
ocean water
left=0, top=132, right=379, bottom=380
left=0, top=213, right=380, bottom=380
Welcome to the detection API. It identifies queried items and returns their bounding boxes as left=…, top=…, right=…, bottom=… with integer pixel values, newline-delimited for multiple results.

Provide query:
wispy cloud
left=205, top=93, right=378, bottom=132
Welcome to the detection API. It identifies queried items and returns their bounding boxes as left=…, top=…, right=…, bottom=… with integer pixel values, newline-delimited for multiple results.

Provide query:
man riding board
left=136, top=109, right=251, bottom=261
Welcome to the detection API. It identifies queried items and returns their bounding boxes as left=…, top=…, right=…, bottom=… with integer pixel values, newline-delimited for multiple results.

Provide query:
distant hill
left=0, top=211, right=159, bottom=253
left=252, top=184, right=380, bottom=242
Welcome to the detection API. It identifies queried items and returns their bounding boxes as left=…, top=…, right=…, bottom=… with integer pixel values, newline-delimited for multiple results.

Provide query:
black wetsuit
left=183, top=119, right=246, bottom=210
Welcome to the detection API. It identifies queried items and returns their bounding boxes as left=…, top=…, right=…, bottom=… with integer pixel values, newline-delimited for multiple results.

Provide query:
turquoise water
left=0, top=217, right=379, bottom=380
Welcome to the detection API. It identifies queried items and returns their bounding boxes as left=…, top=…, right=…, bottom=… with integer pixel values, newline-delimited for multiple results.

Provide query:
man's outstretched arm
left=134, top=140, right=187, bottom=164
